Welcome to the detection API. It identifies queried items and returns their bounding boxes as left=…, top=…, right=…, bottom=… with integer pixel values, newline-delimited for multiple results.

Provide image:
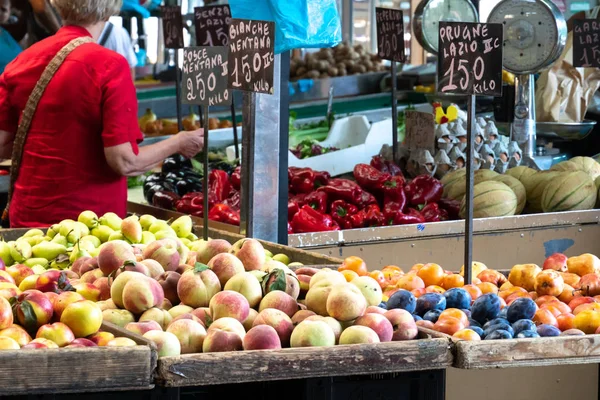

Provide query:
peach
left=339, top=326, right=380, bottom=345
left=43, top=291, right=59, bottom=305
left=144, top=330, right=181, bottom=356
left=304, top=316, right=343, bottom=344
left=259, top=290, right=298, bottom=318
left=125, top=320, right=163, bottom=336
left=107, top=337, right=138, bottom=347
left=208, top=253, right=245, bottom=287
left=35, top=322, right=75, bottom=347
left=351, top=276, right=383, bottom=307
left=290, top=320, right=335, bottom=348
left=22, top=341, right=48, bottom=349
left=365, top=306, right=386, bottom=315
left=70, top=256, right=95, bottom=276
left=0, top=325, right=32, bottom=346
left=230, top=238, right=264, bottom=271
left=102, top=309, right=135, bottom=327
left=0, top=270, right=15, bottom=284
left=167, top=319, right=206, bottom=354
left=122, top=277, right=164, bottom=314
left=543, top=253, right=568, bottom=272
left=170, top=313, right=204, bottom=326
left=143, top=239, right=181, bottom=271
left=87, top=331, right=115, bottom=346
left=73, top=282, right=101, bottom=302
left=326, top=284, right=367, bottom=322
left=97, top=240, right=135, bottom=275
left=168, top=304, right=194, bottom=319
left=263, top=269, right=300, bottom=300
left=6, top=264, right=34, bottom=286
left=70, top=338, right=97, bottom=347
left=96, top=299, right=118, bottom=311
left=385, top=309, right=418, bottom=341
left=223, top=272, right=263, bottom=308
left=305, top=286, right=333, bottom=316
left=191, top=307, right=212, bottom=326
left=243, top=308, right=259, bottom=331
left=0, top=282, right=20, bottom=301
left=0, top=296, right=13, bottom=330
left=0, top=336, right=20, bottom=349
left=291, top=310, right=316, bottom=325
left=158, top=271, right=181, bottom=306
left=309, top=269, right=346, bottom=289
left=94, top=277, right=111, bottom=301
left=80, top=269, right=104, bottom=284
left=115, top=260, right=150, bottom=277
left=253, top=308, right=294, bottom=346
left=141, top=259, right=165, bottom=279
left=209, top=290, right=250, bottom=322
left=30, top=337, right=59, bottom=348
left=110, top=271, right=144, bottom=308
left=13, top=289, right=54, bottom=330
left=243, top=325, right=281, bottom=350
left=196, top=239, right=233, bottom=264
left=355, top=313, right=394, bottom=342
left=203, top=317, right=246, bottom=353
left=177, top=267, right=221, bottom=308
left=140, top=308, right=173, bottom=330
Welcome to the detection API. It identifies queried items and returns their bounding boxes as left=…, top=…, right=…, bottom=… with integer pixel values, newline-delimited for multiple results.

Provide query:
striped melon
left=459, top=181, right=518, bottom=219
left=442, top=169, right=467, bottom=200
left=550, top=160, right=580, bottom=173
left=541, top=171, right=597, bottom=212
left=492, top=175, right=526, bottom=214
left=505, top=166, right=537, bottom=182
left=569, top=156, right=600, bottom=180
left=474, top=169, right=499, bottom=185
left=521, top=171, right=561, bottom=213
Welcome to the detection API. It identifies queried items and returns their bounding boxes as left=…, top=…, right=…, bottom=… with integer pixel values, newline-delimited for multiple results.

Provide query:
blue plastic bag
left=229, top=0, right=341, bottom=54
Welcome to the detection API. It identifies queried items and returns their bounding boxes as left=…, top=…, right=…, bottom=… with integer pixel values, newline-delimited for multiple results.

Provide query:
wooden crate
left=0, top=322, right=157, bottom=395
left=156, top=331, right=453, bottom=387
left=420, top=326, right=600, bottom=369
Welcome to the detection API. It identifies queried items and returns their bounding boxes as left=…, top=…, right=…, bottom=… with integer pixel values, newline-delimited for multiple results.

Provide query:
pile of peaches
left=366, top=252, right=600, bottom=340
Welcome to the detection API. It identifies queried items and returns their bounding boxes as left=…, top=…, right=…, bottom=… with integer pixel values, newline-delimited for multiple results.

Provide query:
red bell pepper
left=289, top=168, right=330, bottom=194
left=289, top=193, right=307, bottom=208
left=382, top=198, right=406, bottom=223
left=188, top=194, right=216, bottom=216
left=353, top=164, right=391, bottom=192
left=381, top=176, right=406, bottom=202
left=223, top=191, right=240, bottom=211
left=305, top=191, right=328, bottom=214
left=349, top=209, right=366, bottom=229
left=288, top=222, right=293, bottom=234
left=208, top=204, right=240, bottom=225
left=209, top=170, right=231, bottom=202
left=371, top=156, right=404, bottom=177
left=175, top=197, right=203, bottom=214
left=364, top=204, right=386, bottom=227
left=355, top=190, right=378, bottom=210
left=317, top=179, right=363, bottom=205
left=438, top=198, right=460, bottom=220
left=288, top=201, right=300, bottom=221
left=421, top=203, right=449, bottom=222
left=230, top=166, right=241, bottom=190
left=404, top=175, right=443, bottom=206
left=330, top=200, right=358, bottom=230
left=291, top=205, right=340, bottom=233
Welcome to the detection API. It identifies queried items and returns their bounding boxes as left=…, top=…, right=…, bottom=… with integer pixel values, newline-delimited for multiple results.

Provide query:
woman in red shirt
left=0, top=0, right=204, bottom=227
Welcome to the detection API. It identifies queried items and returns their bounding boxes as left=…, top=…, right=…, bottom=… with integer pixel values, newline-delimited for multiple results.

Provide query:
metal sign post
left=464, top=96, right=476, bottom=284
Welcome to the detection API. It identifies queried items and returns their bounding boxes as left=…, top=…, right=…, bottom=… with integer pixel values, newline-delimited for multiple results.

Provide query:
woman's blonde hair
left=51, top=0, right=122, bottom=26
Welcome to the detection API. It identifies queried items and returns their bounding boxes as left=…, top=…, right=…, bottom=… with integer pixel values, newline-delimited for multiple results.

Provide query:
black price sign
left=182, top=47, right=230, bottom=106
left=437, top=22, right=503, bottom=96
left=227, top=19, right=275, bottom=94
left=194, top=5, right=231, bottom=47
left=573, top=20, right=600, bottom=68
left=161, top=6, right=184, bottom=49
left=375, top=8, right=405, bottom=62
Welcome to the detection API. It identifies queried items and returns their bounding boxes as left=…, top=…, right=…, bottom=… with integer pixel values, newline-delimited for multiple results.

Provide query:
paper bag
left=535, top=31, right=600, bottom=122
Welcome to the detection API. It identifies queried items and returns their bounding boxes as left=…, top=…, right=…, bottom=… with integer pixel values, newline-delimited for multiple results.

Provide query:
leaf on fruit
left=123, top=260, right=137, bottom=267
left=267, top=269, right=287, bottom=293
left=194, top=262, right=209, bottom=273
left=55, top=254, right=69, bottom=263
left=205, top=313, right=213, bottom=328
left=58, top=272, right=75, bottom=293
left=20, top=300, right=38, bottom=335
left=8, top=296, right=17, bottom=307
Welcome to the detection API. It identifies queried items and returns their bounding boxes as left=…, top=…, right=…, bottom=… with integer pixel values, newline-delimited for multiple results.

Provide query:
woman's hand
left=176, top=129, right=204, bottom=158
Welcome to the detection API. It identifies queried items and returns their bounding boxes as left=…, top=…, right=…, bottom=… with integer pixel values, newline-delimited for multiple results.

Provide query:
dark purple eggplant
left=152, top=191, right=180, bottom=210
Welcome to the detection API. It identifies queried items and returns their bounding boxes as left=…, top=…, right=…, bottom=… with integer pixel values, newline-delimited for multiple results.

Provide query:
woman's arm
left=104, top=128, right=204, bottom=177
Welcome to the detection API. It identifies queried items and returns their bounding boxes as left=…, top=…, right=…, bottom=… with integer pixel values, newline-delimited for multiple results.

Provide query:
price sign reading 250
left=437, top=22, right=503, bottom=97
left=227, top=18, right=275, bottom=94
left=182, top=47, right=230, bottom=106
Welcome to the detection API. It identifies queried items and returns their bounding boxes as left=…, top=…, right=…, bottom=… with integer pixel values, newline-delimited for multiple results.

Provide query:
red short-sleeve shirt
left=0, top=25, right=144, bottom=228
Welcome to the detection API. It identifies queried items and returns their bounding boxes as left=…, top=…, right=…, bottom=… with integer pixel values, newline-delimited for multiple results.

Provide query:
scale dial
left=413, top=0, right=479, bottom=54
left=488, top=0, right=567, bottom=74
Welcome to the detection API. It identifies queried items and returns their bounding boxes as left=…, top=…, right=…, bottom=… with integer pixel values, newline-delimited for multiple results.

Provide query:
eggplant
left=162, top=155, right=193, bottom=174
left=145, top=173, right=163, bottom=183
left=161, top=181, right=178, bottom=194
left=144, top=179, right=164, bottom=194
left=209, top=160, right=237, bottom=175
left=165, top=172, right=183, bottom=181
left=175, top=180, right=193, bottom=196
left=145, top=184, right=165, bottom=204
left=152, top=191, right=180, bottom=210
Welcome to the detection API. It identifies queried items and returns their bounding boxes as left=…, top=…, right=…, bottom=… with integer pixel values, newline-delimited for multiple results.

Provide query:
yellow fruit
left=60, top=300, right=102, bottom=338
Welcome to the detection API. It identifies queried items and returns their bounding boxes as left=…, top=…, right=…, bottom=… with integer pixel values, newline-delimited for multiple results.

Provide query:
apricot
left=395, top=275, right=425, bottom=291
left=438, top=308, right=469, bottom=327
left=341, top=270, right=359, bottom=282
left=535, top=295, right=559, bottom=307
left=505, top=291, right=532, bottom=305
left=499, top=286, right=528, bottom=300
left=411, top=288, right=426, bottom=298
left=541, top=301, right=570, bottom=316
left=560, top=272, right=581, bottom=287
left=417, top=264, right=445, bottom=287
left=477, top=282, right=499, bottom=295
left=416, top=320, right=434, bottom=329
left=533, top=308, right=558, bottom=328
left=558, top=284, right=576, bottom=304
left=573, top=302, right=600, bottom=316
left=499, top=281, right=514, bottom=291
left=433, top=316, right=464, bottom=335
left=574, top=310, right=600, bottom=334
left=441, top=274, right=464, bottom=289
left=557, top=313, right=575, bottom=332
left=453, top=329, right=481, bottom=341
left=425, top=285, right=445, bottom=294
left=462, top=284, right=482, bottom=303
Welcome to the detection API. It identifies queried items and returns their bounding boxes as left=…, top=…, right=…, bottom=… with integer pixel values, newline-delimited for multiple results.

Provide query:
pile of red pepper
left=287, top=156, right=460, bottom=233
left=171, top=169, right=242, bottom=226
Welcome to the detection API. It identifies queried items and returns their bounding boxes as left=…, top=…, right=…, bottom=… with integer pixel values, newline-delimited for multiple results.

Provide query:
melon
left=459, top=181, right=518, bottom=219
left=550, top=160, right=580, bottom=173
left=596, top=176, right=600, bottom=190
left=505, top=166, right=537, bottom=182
left=569, top=156, right=600, bottom=180
left=541, top=171, right=597, bottom=212
left=474, top=169, right=499, bottom=185
left=442, top=169, right=466, bottom=199
left=492, top=175, right=526, bottom=214
left=521, top=171, right=561, bottom=213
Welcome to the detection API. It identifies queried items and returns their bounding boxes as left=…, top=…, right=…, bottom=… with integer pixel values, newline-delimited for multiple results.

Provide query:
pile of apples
left=376, top=252, right=600, bottom=340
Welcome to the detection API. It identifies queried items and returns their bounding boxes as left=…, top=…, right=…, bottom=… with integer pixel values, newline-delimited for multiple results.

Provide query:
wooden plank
left=156, top=338, right=453, bottom=387
left=0, top=322, right=157, bottom=395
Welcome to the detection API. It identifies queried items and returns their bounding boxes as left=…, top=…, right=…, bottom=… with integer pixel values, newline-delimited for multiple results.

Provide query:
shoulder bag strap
left=5, top=36, right=93, bottom=214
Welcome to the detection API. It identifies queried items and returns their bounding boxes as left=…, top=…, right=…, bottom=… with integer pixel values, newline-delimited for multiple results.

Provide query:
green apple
left=139, top=214, right=157, bottom=231
left=99, top=212, right=122, bottom=231
left=171, top=216, right=193, bottom=238
left=78, top=210, right=99, bottom=229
